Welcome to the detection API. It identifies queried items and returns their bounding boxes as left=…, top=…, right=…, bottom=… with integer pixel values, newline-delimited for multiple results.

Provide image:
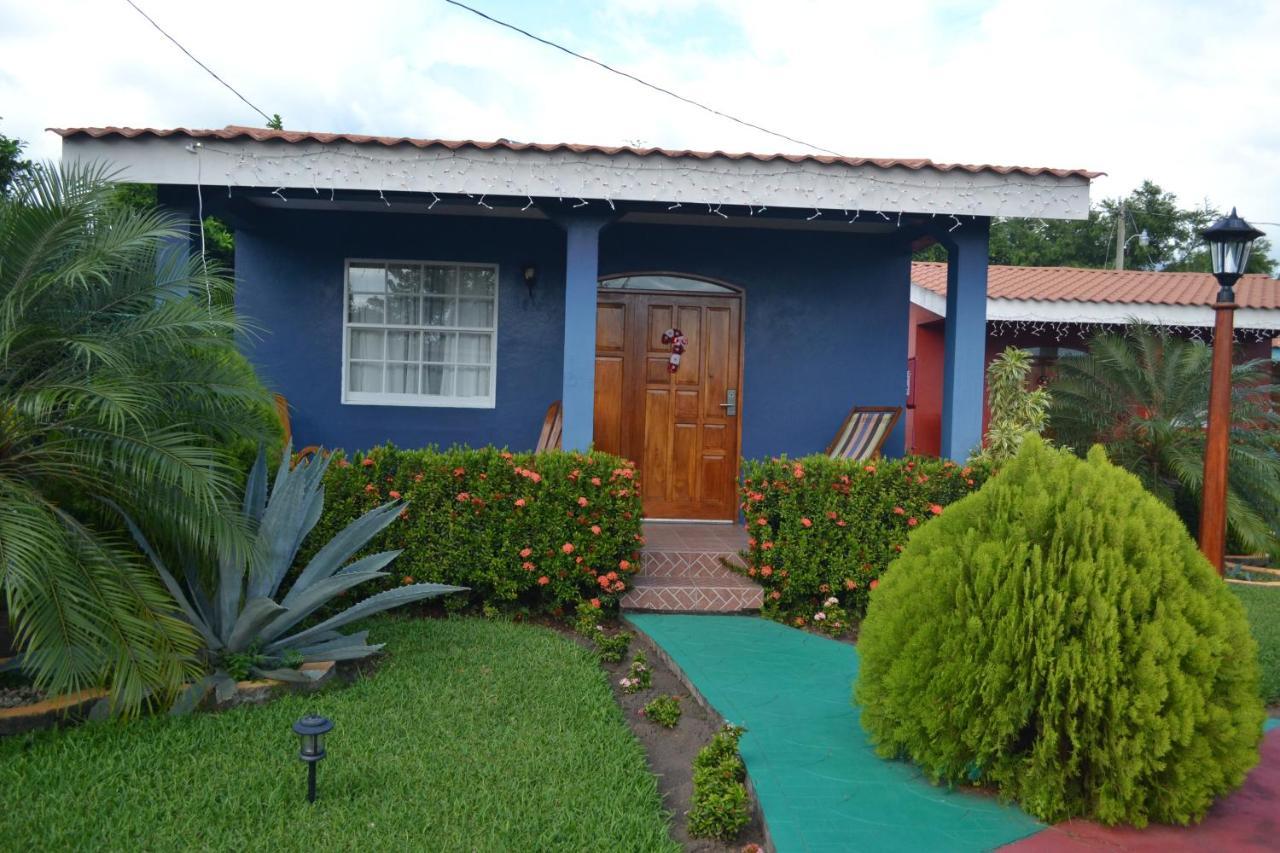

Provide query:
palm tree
left=1050, top=324, right=1280, bottom=555
left=0, top=162, right=279, bottom=714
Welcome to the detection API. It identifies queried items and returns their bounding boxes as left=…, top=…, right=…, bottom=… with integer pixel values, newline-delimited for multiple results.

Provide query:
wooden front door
left=594, top=290, right=743, bottom=520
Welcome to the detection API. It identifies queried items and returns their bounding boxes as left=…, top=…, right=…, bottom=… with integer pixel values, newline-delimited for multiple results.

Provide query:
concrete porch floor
left=621, top=521, right=763, bottom=613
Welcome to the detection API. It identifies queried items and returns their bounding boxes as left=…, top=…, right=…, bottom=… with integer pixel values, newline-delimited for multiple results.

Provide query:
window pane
left=386, top=363, right=419, bottom=394
left=456, top=333, right=491, bottom=365
left=386, top=295, right=419, bottom=325
left=349, top=264, right=385, bottom=293
left=348, top=361, right=382, bottom=393
left=348, top=292, right=385, bottom=324
left=459, top=267, right=496, bottom=297
left=387, top=330, right=420, bottom=361
left=599, top=275, right=735, bottom=293
left=387, top=264, right=421, bottom=295
left=423, top=332, right=456, bottom=363
left=458, top=298, right=494, bottom=327
left=423, top=365, right=455, bottom=396
left=455, top=366, right=490, bottom=397
left=423, top=297, right=455, bottom=326
left=423, top=266, right=456, bottom=296
left=350, top=329, right=385, bottom=359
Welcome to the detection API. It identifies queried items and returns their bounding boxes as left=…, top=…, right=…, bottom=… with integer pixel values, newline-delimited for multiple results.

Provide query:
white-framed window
left=342, top=260, right=498, bottom=408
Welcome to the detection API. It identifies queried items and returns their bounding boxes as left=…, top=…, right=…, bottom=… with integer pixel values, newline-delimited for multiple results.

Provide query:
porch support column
left=155, top=186, right=200, bottom=291
left=939, top=218, right=991, bottom=460
left=558, top=215, right=611, bottom=451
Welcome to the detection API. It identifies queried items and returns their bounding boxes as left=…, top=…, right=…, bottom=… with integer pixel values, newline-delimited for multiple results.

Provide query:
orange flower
left=870, top=579, right=880, bottom=590
left=761, top=566, right=773, bottom=578
left=792, top=464, right=805, bottom=479
left=456, top=492, right=470, bottom=502
left=398, top=509, right=409, bottom=520
left=619, top=559, right=630, bottom=571
left=929, top=504, right=943, bottom=515
left=893, top=506, right=905, bottom=515
left=845, top=578, right=857, bottom=590
left=413, top=473, right=423, bottom=482
left=800, top=517, right=812, bottom=528
left=520, top=547, right=532, bottom=558
left=361, top=458, right=374, bottom=467
left=761, top=541, right=773, bottom=551
left=908, top=517, right=918, bottom=527
left=577, top=497, right=589, bottom=507
left=756, top=517, right=767, bottom=526
left=613, top=581, right=626, bottom=593
left=864, top=464, right=876, bottom=474
left=836, top=520, right=847, bottom=527
left=606, top=571, right=618, bottom=581
left=598, top=575, right=611, bottom=587
left=514, top=498, right=526, bottom=508
left=561, top=542, right=575, bottom=554
left=389, top=490, right=401, bottom=499
left=590, top=476, right=602, bottom=486
left=590, top=598, right=601, bottom=608
left=337, top=459, right=351, bottom=468
left=522, top=561, right=535, bottom=571
left=537, top=576, right=550, bottom=586
left=590, top=524, right=602, bottom=535
left=770, top=590, right=781, bottom=600
left=401, top=575, right=414, bottom=585
left=364, top=483, right=376, bottom=493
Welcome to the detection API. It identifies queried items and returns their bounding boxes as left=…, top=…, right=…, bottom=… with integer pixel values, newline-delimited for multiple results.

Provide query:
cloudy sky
left=3, top=0, right=1279, bottom=255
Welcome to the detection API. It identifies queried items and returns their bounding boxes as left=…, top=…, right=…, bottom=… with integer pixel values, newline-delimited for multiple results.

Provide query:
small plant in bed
left=593, top=627, right=633, bottom=663
left=641, top=694, right=681, bottom=728
left=129, top=446, right=465, bottom=712
left=619, top=651, right=652, bottom=694
left=688, top=724, right=751, bottom=841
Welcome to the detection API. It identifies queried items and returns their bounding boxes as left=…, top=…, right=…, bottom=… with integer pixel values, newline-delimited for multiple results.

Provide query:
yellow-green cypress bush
left=854, top=436, right=1263, bottom=827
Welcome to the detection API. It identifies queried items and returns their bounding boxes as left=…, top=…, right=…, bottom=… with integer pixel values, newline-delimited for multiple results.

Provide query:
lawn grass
left=1232, top=584, right=1280, bottom=705
left=0, top=617, right=678, bottom=852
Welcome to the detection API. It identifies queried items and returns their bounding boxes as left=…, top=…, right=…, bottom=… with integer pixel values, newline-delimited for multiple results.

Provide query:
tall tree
left=0, top=128, right=33, bottom=196
left=918, top=180, right=1276, bottom=275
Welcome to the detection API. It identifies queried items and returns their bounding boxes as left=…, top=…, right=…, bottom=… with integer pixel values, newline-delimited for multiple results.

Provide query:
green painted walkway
left=628, top=614, right=1043, bottom=853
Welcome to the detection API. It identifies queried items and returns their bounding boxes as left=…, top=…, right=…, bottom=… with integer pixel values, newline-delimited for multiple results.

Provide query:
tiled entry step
left=621, top=522, right=763, bottom=612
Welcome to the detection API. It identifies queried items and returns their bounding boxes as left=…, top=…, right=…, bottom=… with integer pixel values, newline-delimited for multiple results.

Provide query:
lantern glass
left=1202, top=208, right=1263, bottom=280
left=301, top=732, right=322, bottom=757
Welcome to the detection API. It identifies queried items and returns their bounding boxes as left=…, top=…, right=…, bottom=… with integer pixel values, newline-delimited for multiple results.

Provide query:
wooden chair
left=826, top=406, right=903, bottom=461
left=535, top=400, right=563, bottom=454
left=273, top=393, right=323, bottom=464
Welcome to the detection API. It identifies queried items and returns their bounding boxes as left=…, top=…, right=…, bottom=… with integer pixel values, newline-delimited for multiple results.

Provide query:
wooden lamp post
left=1198, top=208, right=1264, bottom=575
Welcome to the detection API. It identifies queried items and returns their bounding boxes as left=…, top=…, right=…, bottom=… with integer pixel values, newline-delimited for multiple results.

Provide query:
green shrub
left=740, top=455, right=989, bottom=618
left=594, top=629, right=632, bottom=664
left=688, top=724, right=750, bottom=840
left=298, top=445, right=643, bottom=613
left=619, top=651, right=652, bottom=694
left=642, top=694, right=681, bottom=728
left=855, top=437, right=1264, bottom=827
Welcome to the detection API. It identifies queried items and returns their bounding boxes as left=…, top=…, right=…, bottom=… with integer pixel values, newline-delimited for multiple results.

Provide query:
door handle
left=718, top=389, right=737, bottom=417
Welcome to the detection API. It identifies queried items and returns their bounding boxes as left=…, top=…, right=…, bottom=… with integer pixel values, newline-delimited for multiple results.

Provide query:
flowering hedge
left=297, top=445, right=644, bottom=613
left=739, top=455, right=990, bottom=621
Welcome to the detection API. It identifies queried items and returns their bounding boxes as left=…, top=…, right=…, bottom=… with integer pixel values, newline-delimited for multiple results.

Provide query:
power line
left=442, top=0, right=843, bottom=157
left=121, top=0, right=272, bottom=125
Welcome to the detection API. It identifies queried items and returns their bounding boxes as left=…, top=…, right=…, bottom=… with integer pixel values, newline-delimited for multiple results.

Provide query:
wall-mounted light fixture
left=522, top=264, right=539, bottom=299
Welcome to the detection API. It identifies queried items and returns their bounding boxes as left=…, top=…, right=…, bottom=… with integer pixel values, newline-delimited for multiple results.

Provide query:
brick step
left=639, top=550, right=744, bottom=579
left=621, top=574, right=763, bottom=612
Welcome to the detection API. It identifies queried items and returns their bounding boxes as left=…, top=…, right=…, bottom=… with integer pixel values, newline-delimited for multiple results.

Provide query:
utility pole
left=1114, top=201, right=1126, bottom=270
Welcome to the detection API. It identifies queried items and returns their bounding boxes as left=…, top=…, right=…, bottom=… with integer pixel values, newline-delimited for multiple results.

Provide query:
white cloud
left=3, top=0, right=1278, bottom=255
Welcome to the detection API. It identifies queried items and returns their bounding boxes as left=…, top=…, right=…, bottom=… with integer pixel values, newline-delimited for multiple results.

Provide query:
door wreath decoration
left=661, top=328, right=688, bottom=373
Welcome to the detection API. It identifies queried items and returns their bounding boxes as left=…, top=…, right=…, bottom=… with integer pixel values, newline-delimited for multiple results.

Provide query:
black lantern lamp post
left=293, top=714, right=333, bottom=803
left=1198, top=208, right=1264, bottom=574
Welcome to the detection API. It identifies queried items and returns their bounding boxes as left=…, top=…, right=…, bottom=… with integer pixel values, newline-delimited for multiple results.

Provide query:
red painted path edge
left=1005, top=729, right=1280, bottom=852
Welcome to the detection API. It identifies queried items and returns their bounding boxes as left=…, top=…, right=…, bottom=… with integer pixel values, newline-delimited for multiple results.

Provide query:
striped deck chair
left=826, top=406, right=902, bottom=460
left=273, top=393, right=323, bottom=464
left=535, top=400, right=563, bottom=454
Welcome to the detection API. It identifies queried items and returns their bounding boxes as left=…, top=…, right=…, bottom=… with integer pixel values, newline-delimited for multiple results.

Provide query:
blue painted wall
left=236, top=209, right=912, bottom=457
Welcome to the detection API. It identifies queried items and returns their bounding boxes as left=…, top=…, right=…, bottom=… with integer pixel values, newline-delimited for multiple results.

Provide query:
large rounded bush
left=854, top=437, right=1263, bottom=826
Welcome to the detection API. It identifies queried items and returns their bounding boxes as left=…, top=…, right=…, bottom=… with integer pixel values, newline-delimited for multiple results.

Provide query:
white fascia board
left=911, top=283, right=947, bottom=318
left=909, top=292, right=1280, bottom=331
left=61, top=134, right=1092, bottom=220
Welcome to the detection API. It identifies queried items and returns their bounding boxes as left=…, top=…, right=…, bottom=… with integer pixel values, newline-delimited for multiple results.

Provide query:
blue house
left=57, top=126, right=1095, bottom=521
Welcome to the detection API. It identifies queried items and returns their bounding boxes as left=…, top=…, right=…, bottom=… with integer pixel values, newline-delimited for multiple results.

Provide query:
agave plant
left=130, top=446, right=464, bottom=713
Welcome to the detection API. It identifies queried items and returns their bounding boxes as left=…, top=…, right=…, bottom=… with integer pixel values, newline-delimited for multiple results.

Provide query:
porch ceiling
left=56, top=126, right=1094, bottom=221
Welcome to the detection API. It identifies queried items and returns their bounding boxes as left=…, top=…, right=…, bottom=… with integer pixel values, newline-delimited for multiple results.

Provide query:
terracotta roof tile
left=912, top=262, right=1279, bottom=310
left=49, top=125, right=1103, bottom=180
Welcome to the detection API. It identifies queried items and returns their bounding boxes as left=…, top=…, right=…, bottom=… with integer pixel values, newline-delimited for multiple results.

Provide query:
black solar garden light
left=292, top=714, right=334, bottom=803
